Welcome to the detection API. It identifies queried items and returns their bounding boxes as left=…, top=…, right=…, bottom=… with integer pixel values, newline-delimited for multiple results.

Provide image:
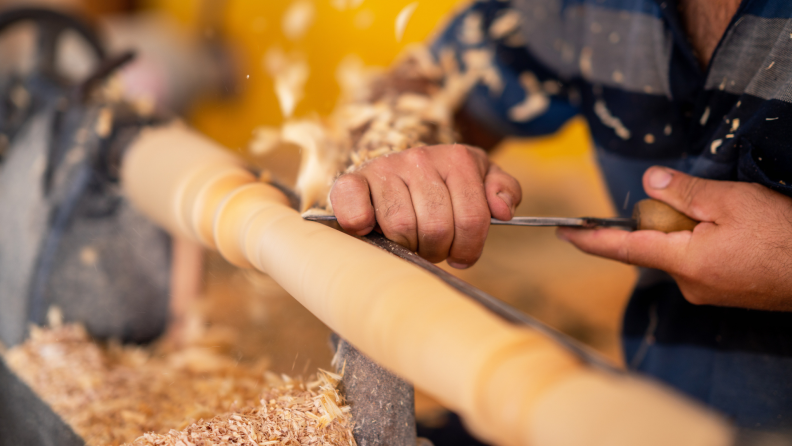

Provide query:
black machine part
left=0, top=7, right=171, bottom=348
left=0, top=357, right=84, bottom=446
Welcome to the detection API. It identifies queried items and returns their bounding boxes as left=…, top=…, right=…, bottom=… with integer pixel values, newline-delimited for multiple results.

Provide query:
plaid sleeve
left=430, top=0, right=579, bottom=138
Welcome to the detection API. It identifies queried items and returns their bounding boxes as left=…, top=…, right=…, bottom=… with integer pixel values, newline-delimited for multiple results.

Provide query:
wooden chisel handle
left=632, top=199, right=698, bottom=233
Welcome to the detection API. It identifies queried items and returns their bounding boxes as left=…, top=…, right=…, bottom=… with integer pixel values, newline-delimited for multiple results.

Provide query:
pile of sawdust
left=129, top=371, right=354, bottom=446
left=3, top=323, right=354, bottom=446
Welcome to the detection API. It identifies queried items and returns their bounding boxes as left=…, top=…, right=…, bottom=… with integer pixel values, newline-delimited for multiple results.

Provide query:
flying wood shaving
left=283, top=120, right=344, bottom=211
left=336, top=54, right=382, bottom=103
left=4, top=324, right=354, bottom=446
left=254, top=41, right=498, bottom=213
left=264, top=48, right=310, bottom=118
left=249, top=126, right=282, bottom=156
left=395, top=2, right=419, bottom=42
left=282, top=0, right=316, bottom=40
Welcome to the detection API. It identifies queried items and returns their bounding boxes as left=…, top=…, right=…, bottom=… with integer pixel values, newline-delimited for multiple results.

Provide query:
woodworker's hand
left=330, top=144, right=521, bottom=268
left=558, top=167, right=792, bottom=311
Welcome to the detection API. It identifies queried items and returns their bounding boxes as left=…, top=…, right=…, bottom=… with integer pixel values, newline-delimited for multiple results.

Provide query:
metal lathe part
left=331, top=334, right=420, bottom=446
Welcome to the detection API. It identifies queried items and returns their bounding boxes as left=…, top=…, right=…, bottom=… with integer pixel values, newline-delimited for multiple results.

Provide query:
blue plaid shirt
left=435, top=0, right=792, bottom=430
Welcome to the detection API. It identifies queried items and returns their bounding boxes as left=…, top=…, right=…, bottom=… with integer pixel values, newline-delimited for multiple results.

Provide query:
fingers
left=402, top=151, right=455, bottom=263
left=368, top=173, right=419, bottom=251
left=556, top=227, right=691, bottom=272
left=440, top=148, right=491, bottom=268
left=484, top=164, right=521, bottom=221
left=330, top=173, right=376, bottom=236
left=330, top=144, right=510, bottom=266
left=642, top=167, right=729, bottom=222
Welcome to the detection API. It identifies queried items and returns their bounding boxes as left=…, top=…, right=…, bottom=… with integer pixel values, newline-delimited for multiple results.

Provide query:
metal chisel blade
left=303, top=214, right=637, bottom=230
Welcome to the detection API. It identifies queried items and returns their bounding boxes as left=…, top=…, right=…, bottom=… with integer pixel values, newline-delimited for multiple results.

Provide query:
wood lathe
left=0, top=6, right=779, bottom=444
left=121, top=121, right=746, bottom=446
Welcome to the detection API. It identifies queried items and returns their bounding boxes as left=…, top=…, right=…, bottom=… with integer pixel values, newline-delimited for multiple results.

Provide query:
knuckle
left=681, top=177, right=702, bottom=208
left=332, top=174, right=355, bottom=190
left=676, top=260, right=713, bottom=289
left=404, top=146, right=429, bottom=164
left=331, top=176, right=361, bottom=203
left=385, top=216, right=416, bottom=237
left=365, top=156, right=390, bottom=172
left=466, top=145, right=487, bottom=158
left=420, top=220, right=452, bottom=243
left=676, top=261, right=698, bottom=282
left=448, top=143, right=472, bottom=159
left=618, top=241, right=634, bottom=265
left=455, top=212, right=490, bottom=235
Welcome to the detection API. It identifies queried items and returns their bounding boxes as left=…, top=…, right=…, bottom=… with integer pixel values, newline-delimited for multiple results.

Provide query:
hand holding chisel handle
left=632, top=198, right=698, bottom=232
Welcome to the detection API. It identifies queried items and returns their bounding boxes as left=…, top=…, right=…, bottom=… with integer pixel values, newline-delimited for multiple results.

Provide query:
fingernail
left=497, top=192, right=515, bottom=214
left=648, top=167, right=673, bottom=189
left=556, top=229, right=570, bottom=242
left=448, top=261, right=471, bottom=270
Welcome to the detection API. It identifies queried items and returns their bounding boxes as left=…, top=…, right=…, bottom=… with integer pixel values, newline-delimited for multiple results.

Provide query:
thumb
left=557, top=227, right=691, bottom=273
left=484, top=164, right=522, bottom=221
left=642, top=167, right=726, bottom=222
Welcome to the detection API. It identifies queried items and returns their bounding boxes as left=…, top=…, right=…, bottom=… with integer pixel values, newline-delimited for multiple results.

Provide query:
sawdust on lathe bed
left=3, top=322, right=354, bottom=446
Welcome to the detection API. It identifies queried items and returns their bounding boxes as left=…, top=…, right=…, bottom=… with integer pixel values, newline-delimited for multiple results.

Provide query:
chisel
left=304, top=198, right=699, bottom=233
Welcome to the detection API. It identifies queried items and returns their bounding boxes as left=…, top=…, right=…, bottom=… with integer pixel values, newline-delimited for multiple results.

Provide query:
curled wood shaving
left=395, top=2, right=419, bottom=42
left=249, top=126, right=282, bottom=156
left=265, top=47, right=310, bottom=118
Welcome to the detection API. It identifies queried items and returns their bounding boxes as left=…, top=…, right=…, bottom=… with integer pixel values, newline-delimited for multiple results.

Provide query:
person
left=329, top=0, right=792, bottom=430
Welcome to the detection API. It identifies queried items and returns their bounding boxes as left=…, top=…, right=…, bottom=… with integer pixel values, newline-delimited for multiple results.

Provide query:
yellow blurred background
left=149, top=0, right=465, bottom=150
